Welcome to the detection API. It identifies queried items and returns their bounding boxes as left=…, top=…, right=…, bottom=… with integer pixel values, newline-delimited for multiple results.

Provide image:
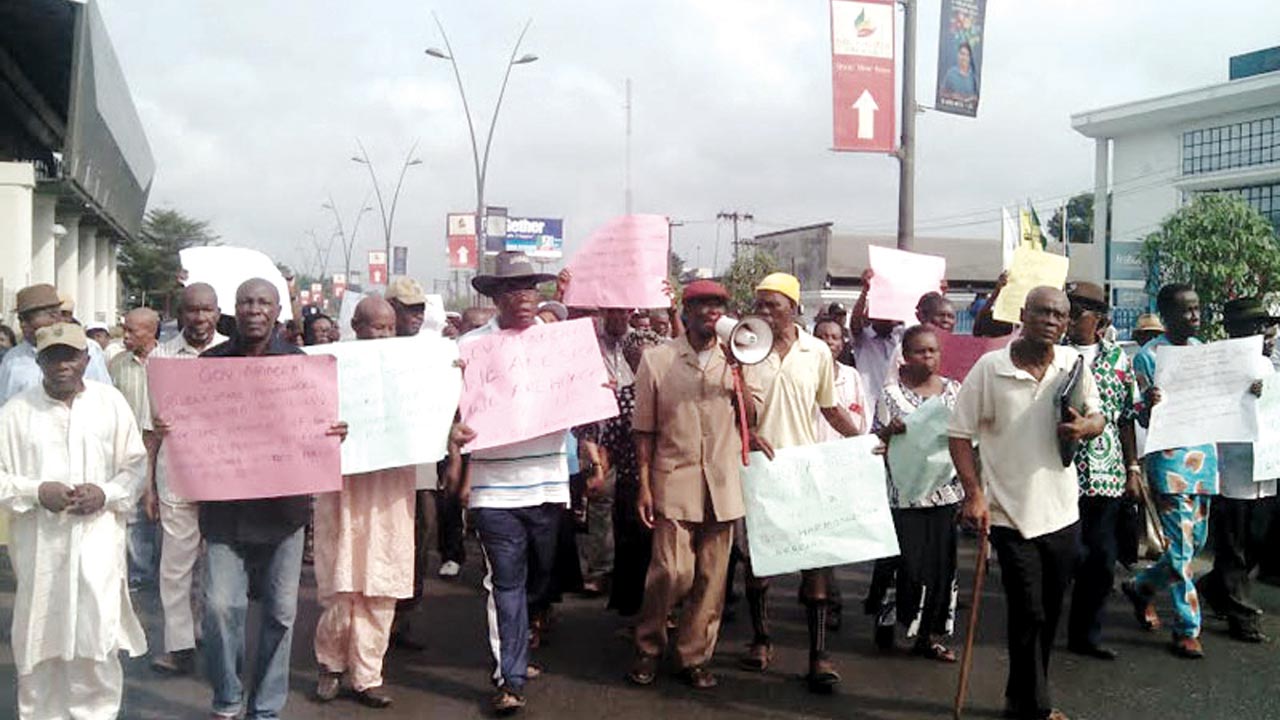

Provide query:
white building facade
left=1072, top=64, right=1280, bottom=338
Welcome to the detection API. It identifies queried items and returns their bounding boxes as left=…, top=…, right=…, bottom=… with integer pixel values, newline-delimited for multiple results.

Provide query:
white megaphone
left=715, top=315, right=774, bottom=366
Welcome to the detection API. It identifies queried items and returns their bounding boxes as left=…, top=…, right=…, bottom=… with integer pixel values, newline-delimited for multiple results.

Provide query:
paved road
left=1, top=535, right=1278, bottom=719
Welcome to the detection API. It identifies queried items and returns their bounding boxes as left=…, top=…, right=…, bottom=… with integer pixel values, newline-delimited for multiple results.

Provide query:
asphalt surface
left=1, top=532, right=1278, bottom=719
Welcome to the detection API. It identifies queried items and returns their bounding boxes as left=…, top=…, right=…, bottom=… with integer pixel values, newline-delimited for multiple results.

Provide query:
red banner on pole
left=831, top=0, right=896, bottom=153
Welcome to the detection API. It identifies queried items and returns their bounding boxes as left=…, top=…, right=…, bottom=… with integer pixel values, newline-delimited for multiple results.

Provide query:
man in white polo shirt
left=452, top=252, right=564, bottom=716
left=949, top=286, right=1104, bottom=720
left=146, top=283, right=226, bottom=676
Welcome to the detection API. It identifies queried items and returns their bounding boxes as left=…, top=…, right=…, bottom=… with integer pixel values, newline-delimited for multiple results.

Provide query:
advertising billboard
left=505, top=217, right=564, bottom=259
left=830, top=0, right=896, bottom=153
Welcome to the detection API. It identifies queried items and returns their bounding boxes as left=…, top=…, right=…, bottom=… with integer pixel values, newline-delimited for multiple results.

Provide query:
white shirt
left=816, top=363, right=871, bottom=443
left=0, top=340, right=112, bottom=405
left=852, top=326, right=904, bottom=413
left=0, top=381, right=148, bottom=674
left=459, top=318, right=570, bottom=509
left=948, top=344, right=1101, bottom=539
left=146, top=331, right=227, bottom=503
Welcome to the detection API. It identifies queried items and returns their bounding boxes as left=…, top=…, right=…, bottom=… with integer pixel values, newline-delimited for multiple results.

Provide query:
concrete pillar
left=1088, top=137, right=1111, bottom=285
left=31, top=192, right=57, bottom=285
left=0, top=162, right=35, bottom=326
left=77, top=223, right=97, bottom=323
left=55, top=212, right=81, bottom=310
left=95, top=234, right=112, bottom=322
left=108, top=244, right=119, bottom=320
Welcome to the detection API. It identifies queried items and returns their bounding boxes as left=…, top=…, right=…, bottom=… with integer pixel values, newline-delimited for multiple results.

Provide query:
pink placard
left=867, top=245, right=946, bottom=325
left=148, top=356, right=342, bottom=501
left=459, top=318, right=620, bottom=451
left=562, top=214, right=670, bottom=309
left=938, top=332, right=1012, bottom=383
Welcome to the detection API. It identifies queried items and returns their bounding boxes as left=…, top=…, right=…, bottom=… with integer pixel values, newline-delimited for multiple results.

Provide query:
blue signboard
left=1111, top=285, right=1150, bottom=342
left=505, top=217, right=564, bottom=259
left=1108, top=240, right=1147, bottom=283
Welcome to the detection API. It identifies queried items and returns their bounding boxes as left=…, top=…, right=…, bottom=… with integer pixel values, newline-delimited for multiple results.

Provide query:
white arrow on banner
left=457, top=245, right=470, bottom=267
left=853, top=89, right=879, bottom=140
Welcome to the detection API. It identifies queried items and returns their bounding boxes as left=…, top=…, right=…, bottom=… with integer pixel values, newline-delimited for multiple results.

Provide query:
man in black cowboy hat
left=450, top=251, right=562, bottom=715
left=1197, top=296, right=1276, bottom=643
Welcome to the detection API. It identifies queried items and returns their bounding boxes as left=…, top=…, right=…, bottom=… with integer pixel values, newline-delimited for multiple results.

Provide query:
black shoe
left=390, top=631, right=426, bottom=652
left=353, top=688, right=394, bottom=709
left=151, top=649, right=196, bottom=676
left=1067, top=642, right=1118, bottom=660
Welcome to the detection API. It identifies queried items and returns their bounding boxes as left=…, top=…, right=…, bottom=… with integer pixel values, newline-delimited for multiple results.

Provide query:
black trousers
left=396, top=489, right=430, bottom=613
left=1201, top=496, right=1273, bottom=630
left=990, top=522, right=1079, bottom=720
left=1068, top=496, right=1121, bottom=647
left=434, top=457, right=468, bottom=565
left=892, top=505, right=959, bottom=637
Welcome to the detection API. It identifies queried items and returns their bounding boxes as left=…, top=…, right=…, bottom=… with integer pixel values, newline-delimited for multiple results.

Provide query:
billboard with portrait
left=934, top=0, right=986, bottom=118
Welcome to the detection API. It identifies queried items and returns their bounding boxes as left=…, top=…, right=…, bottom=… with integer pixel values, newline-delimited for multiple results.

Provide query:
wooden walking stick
left=953, top=531, right=990, bottom=720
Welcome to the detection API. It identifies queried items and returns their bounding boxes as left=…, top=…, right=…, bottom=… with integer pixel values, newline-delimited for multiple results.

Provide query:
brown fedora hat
left=15, top=284, right=61, bottom=315
left=472, top=251, right=556, bottom=298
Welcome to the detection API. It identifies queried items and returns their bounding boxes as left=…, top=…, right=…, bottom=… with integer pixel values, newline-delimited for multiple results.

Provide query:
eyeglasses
left=1069, top=304, right=1105, bottom=319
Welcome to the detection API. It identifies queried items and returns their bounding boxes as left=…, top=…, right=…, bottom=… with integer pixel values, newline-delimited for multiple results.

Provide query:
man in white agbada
left=0, top=322, right=148, bottom=719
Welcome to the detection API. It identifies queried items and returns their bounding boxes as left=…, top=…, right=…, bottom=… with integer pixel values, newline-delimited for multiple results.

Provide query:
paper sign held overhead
left=458, top=318, right=619, bottom=451
left=991, top=246, right=1070, bottom=324
left=562, top=215, right=670, bottom=309
left=148, top=356, right=342, bottom=501
left=179, top=246, right=294, bottom=321
left=866, top=245, right=946, bottom=325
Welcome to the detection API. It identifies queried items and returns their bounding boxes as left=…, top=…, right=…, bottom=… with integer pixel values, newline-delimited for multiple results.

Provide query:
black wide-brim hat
left=1223, top=297, right=1280, bottom=326
left=472, top=251, right=556, bottom=298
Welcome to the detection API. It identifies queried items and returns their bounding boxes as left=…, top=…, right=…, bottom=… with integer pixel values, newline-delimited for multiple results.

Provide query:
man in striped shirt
left=451, top=252, right=564, bottom=715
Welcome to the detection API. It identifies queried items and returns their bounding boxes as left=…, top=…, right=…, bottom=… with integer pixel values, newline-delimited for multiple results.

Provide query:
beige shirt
left=633, top=336, right=753, bottom=522
left=948, top=344, right=1101, bottom=539
left=746, top=327, right=837, bottom=451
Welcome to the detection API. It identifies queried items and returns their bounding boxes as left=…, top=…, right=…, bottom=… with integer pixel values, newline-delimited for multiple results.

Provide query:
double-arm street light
left=351, top=138, right=423, bottom=280
left=426, top=13, right=538, bottom=272
left=322, top=194, right=374, bottom=289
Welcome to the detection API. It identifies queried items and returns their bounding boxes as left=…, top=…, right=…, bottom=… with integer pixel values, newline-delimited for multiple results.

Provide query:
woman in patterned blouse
left=869, top=324, right=964, bottom=662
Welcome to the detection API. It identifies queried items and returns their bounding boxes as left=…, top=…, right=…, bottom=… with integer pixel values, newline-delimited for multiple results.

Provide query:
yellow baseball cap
left=755, top=273, right=801, bottom=305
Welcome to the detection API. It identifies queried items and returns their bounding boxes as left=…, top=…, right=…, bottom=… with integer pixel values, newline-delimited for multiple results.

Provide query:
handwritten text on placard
left=562, top=215, right=670, bottom=309
left=148, top=356, right=341, bottom=501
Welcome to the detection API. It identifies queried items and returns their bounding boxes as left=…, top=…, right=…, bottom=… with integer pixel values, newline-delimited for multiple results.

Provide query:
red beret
left=682, top=279, right=730, bottom=303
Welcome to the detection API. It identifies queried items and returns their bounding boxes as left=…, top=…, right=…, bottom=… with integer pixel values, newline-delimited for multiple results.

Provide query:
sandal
left=739, top=641, right=773, bottom=672
left=912, top=641, right=957, bottom=663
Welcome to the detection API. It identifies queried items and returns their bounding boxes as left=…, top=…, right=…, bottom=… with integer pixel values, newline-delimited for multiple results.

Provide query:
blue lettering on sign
left=505, top=217, right=564, bottom=257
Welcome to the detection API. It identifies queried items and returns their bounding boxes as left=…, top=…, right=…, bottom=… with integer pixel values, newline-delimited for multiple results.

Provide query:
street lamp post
left=322, top=194, right=374, bottom=291
left=351, top=138, right=423, bottom=281
left=426, top=13, right=538, bottom=276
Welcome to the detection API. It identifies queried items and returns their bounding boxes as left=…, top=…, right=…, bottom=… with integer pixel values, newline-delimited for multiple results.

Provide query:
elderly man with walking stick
left=948, top=286, right=1104, bottom=720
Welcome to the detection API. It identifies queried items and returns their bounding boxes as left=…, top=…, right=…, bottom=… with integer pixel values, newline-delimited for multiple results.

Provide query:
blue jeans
left=127, top=514, right=160, bottom=590
left=203, top=528, right=304, bottom=719
left=472, top=504, right=561, bottom=692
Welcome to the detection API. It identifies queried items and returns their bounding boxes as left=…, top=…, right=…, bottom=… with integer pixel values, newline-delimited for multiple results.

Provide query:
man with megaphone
left=626, top=279, right=759, bottom=691
left=737, top=273, right=867, bottom=693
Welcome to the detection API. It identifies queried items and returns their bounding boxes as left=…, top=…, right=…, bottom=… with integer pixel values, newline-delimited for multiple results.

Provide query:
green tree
left=119, top=208, right=219, bottom=312
left=723, top=250, right=780, bottom=314
left=1141, top=193, right=1280, bottom=337
left=1046, top=192, right=1111, bottom=245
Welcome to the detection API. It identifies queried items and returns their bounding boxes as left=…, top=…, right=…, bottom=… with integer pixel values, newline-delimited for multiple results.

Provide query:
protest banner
left=886, top=396, right=955, bottom=504
left=939, top=331, right=1011, bottom=382
left=459, top=318, right=619, bottom=451
left=741, top=435, right=899, bottom=577
left=867, top=245, right=946, bottom=325
left=992, top=246, right=1069, bottom=324
left=179, top=246, right=294, bottom=321
left=562, top=215, right=669, bottom=309
left=1254, top=373, right=1280, bottom=481
left=304, top=335, right=462, bottom=474
left=148, top=355, right=341, bottom=501
left=1145, top=336, right=1262, bottom=454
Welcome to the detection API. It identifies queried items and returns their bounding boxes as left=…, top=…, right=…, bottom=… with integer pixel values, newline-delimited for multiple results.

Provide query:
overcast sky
left=96, top=0, right=1280, bottom=289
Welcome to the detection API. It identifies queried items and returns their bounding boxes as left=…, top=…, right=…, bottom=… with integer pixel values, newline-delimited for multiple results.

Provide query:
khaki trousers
left=159, top=498, right=203, bottom=652
left=634, top=518, right=734, bottom=668
left=314, top=593, right=398, bottom=691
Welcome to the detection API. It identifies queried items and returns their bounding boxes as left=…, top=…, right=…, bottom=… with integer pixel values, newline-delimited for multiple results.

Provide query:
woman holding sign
left=870, top=324, right=964, bottom=662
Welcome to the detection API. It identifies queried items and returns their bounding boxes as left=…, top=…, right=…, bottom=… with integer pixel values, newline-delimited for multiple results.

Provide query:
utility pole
left=896, top=0, right=916, bottom=251
left=625, top=78, right=633, bottom=216
left=717, top=211, right=754, bottom=262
